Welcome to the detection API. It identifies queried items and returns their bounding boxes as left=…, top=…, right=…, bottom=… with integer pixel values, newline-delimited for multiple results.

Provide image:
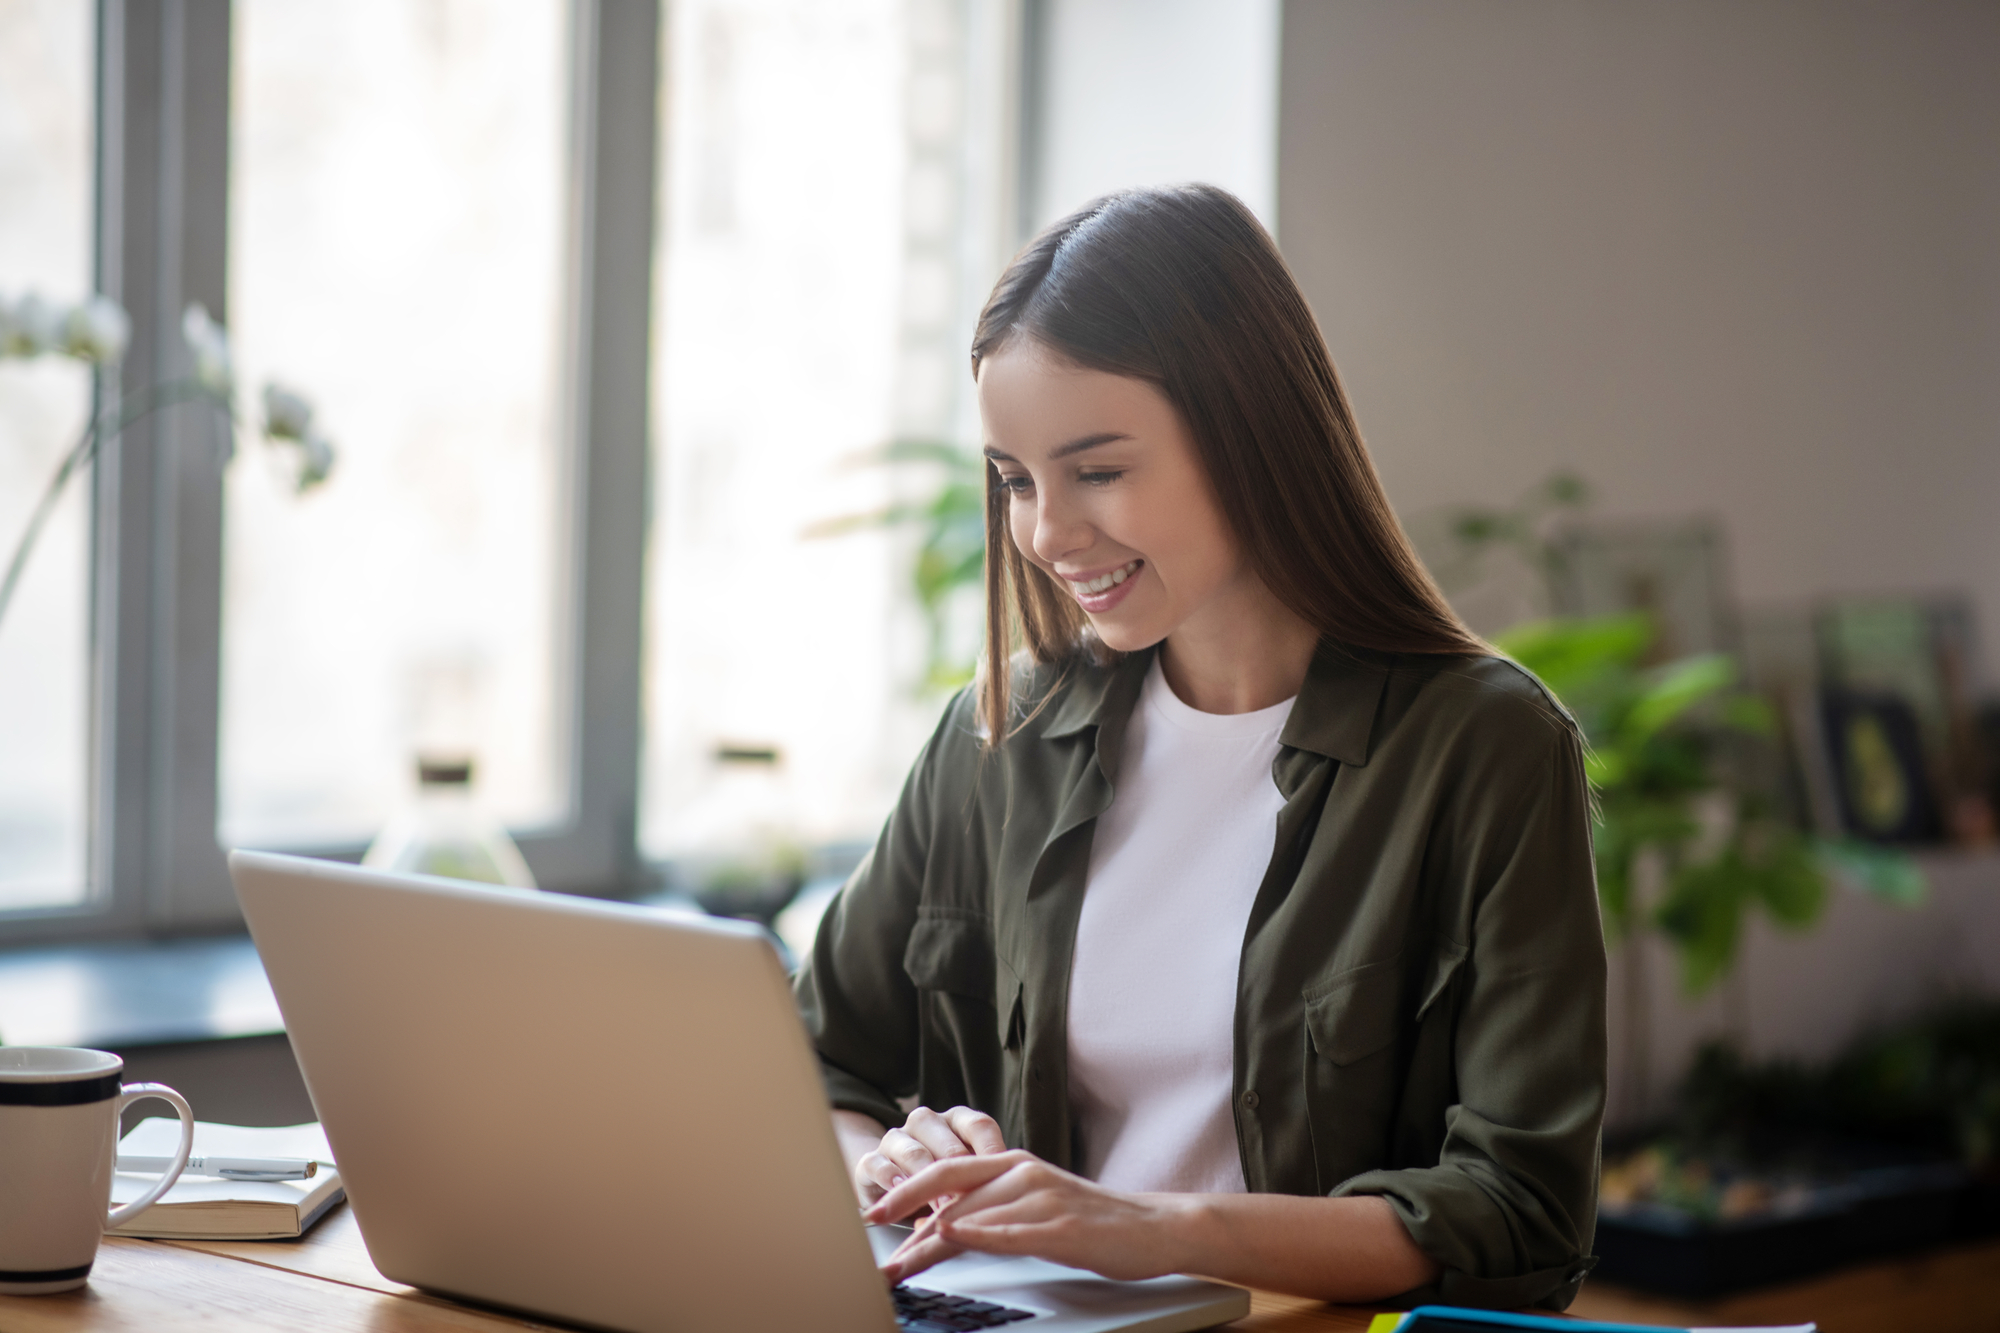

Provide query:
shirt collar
left=1040, top=638, right=1390, bottom=768
left=1279, top=641, right=1391, bottom=767
left=1042, top=648, right=1150, bottom=740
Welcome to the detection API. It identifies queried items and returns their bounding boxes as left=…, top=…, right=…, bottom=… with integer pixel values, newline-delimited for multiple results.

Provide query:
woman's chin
left=1085, top=614, right=1169, bottom=655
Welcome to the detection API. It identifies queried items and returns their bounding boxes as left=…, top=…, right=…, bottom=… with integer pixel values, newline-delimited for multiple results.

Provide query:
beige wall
left=1278, top=0, right=2000, bottom=679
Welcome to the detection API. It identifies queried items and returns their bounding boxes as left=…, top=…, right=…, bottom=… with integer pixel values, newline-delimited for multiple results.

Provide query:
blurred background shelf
left=1572, top=1236, right=2000, bottom=1333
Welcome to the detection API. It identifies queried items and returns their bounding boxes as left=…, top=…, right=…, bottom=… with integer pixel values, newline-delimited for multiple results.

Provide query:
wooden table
left=0, top=1203, right=1381, bottom=1333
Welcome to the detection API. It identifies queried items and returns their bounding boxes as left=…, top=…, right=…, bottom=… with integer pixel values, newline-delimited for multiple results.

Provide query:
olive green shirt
left=795, top=642, right=1606, bottom=1310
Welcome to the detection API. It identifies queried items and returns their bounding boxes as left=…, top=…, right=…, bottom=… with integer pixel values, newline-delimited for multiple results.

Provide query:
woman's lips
left=1065, top=559, right=1143, bottom=613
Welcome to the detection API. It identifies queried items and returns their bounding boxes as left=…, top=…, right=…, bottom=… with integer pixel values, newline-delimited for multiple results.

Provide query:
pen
left=116, top=1154, right=320, bottom=1181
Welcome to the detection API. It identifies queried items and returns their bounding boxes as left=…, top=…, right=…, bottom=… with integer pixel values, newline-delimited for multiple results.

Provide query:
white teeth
left=1069, top=560, right=1139, bottom=596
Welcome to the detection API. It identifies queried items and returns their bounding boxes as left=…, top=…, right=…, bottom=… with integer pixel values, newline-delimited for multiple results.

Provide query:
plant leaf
left=1751, top=830, right=1828, bottom=928
left=1655, top=855, right=1749, bottom=996
left=1621, top=653, right=1735, bottom=747
left=1719, top=693, right=1777, bottom=736
left=1494, top=613, right=1651, bottom=700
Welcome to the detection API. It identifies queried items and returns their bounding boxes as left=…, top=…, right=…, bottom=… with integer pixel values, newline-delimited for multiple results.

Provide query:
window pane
left=222, top=0, right=571, bottom=849
left=0, top=1, right=93, bottom=911
left=643, top=0, right=957, bottom=866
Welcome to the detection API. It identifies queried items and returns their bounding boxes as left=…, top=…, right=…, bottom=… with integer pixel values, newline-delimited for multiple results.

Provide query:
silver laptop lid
left=231, top=850, right=895, bottom=1333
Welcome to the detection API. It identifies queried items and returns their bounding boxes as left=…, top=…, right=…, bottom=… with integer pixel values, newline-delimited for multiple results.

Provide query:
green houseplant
left=1494, top=612, right=1922, bottom=997
left=808, top=439, right=986, bottom=692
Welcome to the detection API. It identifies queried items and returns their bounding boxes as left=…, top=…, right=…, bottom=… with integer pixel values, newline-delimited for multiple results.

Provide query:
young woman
left=795, top=185, right=1605, bottom=1310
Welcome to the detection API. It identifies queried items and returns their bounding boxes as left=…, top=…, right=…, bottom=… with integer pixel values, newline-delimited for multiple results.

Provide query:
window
left=0, top=0, right=1061, bottom=943
left=0, top=0, right=656, bottom=941
left=643, top=0, right=1016, bottom=870
left=222, top=0, right=572, bottom=850
left=0, top=1, right=95, bottom=912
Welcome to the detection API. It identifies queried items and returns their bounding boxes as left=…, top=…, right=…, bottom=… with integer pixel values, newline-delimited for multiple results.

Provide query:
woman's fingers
left=878, top=1152, right=1180, bottom=1283
left=867, top=1151, right=1027, bottom=1225
left=862, top=1106, right=1011, bottom=1220
left=939, top=1105, right=1007, bottom=1155
left=899, top=1105, right=988, bottom=1168
left=878, top=1126, right=940, bottom=1179
left=857, top=1105, right=1009, bottom=1211
left=856, top=1147, right=908, bottom=1202
left=881, top=1219, right=966, bottom=1284
left=932, top=1168, right=1061, bottom=1226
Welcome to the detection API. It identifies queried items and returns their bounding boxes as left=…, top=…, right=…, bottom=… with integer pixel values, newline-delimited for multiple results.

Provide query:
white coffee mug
left=0, top=1047, right=195, bottom=1295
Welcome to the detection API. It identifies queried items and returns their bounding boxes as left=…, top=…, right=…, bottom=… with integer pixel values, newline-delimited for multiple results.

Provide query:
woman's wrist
left=1142, top=1191, right=1223, bottom=1278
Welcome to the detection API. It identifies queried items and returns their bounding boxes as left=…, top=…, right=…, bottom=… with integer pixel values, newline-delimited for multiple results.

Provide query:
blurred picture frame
left=1816, top=596, right=1991, bottom=844
left=1547, top=520, right=1734, bottom=663
left=1819, top=692, right=1942, bottom=844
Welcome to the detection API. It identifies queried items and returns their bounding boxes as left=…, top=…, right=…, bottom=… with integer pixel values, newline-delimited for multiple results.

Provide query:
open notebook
left=109, top=1118, right=345, bottom=1240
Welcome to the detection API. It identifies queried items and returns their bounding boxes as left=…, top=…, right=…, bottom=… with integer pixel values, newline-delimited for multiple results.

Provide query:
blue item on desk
left=1382, top=1305, right=1816, bottom=1333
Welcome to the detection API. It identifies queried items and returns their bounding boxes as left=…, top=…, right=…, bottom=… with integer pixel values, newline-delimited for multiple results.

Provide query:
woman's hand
left=850, top=1105, right=1008, bottom=1206
left=866, top=1150, right=1190, bottom=1285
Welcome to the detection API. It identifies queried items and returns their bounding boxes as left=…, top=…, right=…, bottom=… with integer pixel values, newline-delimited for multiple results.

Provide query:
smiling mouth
left=1065, top=559, right=1142, bottom=597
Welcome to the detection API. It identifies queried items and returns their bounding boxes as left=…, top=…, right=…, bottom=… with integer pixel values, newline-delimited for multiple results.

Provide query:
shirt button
left=1242, top=1089, right=1260, bottom=1110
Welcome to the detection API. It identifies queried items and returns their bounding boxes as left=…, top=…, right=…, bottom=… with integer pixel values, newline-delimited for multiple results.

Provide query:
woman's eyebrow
left=982, top=431, right=1131, bottom=463
left=1052, top=431, right=1131, bottom=459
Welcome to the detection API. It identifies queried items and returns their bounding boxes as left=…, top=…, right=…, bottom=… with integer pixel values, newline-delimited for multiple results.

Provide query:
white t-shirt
left=1066, top=657, right=1295, bottom=1194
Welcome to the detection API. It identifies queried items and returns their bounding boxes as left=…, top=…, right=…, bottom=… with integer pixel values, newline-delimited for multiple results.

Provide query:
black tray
left=1592, top=1163, right=1972, bottom=1298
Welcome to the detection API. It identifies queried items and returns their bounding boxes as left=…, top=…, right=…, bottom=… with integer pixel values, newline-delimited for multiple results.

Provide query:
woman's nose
left=1031, top=490, right=1090, bottom=565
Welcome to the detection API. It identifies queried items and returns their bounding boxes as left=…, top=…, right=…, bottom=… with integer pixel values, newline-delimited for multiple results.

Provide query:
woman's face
left=976, top=341, right=1252, bottom=654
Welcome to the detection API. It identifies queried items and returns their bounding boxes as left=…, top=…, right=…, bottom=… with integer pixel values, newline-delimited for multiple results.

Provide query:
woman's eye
left=1078, top=470, right=1125, bottom=487
left=998, top=474, right=1033, bottom=495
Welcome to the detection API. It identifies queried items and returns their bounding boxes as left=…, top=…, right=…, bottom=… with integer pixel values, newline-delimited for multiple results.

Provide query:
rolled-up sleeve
left=1333, top=728, right=1606, bottom=1310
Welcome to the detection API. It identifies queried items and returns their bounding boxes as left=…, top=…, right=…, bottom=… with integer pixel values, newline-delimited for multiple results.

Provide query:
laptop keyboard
left=892, top=1285, right=1038, bottom=1331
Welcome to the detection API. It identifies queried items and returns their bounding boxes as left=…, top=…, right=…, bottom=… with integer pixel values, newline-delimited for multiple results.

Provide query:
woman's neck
left=1156, top=584, right=1319, bottom=715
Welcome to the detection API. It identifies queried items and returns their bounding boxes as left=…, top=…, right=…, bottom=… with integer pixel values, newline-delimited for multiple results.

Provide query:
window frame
left=0, top=0, right=658, bottom=945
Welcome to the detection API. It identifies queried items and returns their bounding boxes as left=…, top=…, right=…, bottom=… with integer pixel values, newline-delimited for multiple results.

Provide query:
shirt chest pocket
left=900, top=914, right=1021, bottom=1039
left=1304, top=960, right=1403, bottom=1066
left=1300, top=943, right=1467, bottom=1191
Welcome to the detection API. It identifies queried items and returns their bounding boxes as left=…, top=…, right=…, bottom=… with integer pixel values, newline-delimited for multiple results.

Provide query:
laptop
left=230, top=851, right=1251, bottom=1333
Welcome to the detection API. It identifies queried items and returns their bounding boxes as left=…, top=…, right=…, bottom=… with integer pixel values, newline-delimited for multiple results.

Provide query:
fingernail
left=890, top=1174, right=907, bottom=1187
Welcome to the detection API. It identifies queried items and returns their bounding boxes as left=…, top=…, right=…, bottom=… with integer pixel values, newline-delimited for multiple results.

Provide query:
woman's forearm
left=855, top=1130, right=1442, bottom=1298
left=1154, top=1191, right=1440, bottom=1303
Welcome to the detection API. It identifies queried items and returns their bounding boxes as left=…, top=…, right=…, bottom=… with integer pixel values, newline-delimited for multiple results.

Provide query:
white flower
left=261, top=381, right=315, bottom=440
left=181, top=302, right=234, bottom=394
left=295, top=433, right=335, bottom=492
left=58, top=295, right=131, bottom=364
left=0, top=292, right=61, bottom=358
left=258, top=380, right=335, bottom=491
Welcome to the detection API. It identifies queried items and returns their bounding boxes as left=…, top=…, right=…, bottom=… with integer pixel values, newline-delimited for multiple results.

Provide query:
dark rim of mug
left=0, top=1072, right=123, bottom=1106
left=0, top=1262, right=95, bottom=1283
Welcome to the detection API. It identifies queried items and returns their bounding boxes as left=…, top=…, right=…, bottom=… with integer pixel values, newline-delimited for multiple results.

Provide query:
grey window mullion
left=515, top=0, right=658, bottom=899
left=92, top=0, right=234, bottom=937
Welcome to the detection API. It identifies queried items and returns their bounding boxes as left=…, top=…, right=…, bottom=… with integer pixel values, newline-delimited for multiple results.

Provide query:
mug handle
left=105, top=1083, right=196, bottom=1228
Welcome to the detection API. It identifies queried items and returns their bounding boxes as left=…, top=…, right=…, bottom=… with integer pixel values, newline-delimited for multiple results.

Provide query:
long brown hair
left=972, top=184, right=1483, bottom=741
